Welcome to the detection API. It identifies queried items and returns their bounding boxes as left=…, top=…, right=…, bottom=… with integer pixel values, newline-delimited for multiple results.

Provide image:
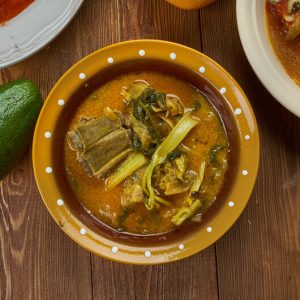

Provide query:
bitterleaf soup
left=64, top=71, right=230, bottom=235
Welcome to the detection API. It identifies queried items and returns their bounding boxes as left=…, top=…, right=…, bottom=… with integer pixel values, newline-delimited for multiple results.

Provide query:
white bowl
left=0, top=0, right=84, bottom=69
left=236, top=0, right=300, bottom=117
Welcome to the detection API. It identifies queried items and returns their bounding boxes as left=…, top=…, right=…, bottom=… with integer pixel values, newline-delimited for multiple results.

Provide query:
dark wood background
left=0, top=0, right=299, bottom=299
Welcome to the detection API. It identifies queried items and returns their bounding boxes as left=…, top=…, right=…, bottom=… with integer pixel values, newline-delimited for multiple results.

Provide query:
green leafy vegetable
left=210, top=144, right=224, bottom=167
left=171, top=200, right=201, bottom=226
left=166, top=150, right=182, bottom=161
left=288, top=0, right=300, bottom=13
left=144, top=105, right=170, bottom=140
left=133, top=102, right=146, bottom=121
left=153, top=93, right=166, bottom=109
left=117, top=207, right=132, bottom=228
left=142, top=112, right=200, bottom=209
left=131, top=96, right=170, bottom=143
left=131, top=133, right=156, bottom=156
left=140, top=87, right=156, bottom=102
left=152, top=112, right=199, bottom=160
left=192, top=99, right=201, bottom=111
left=140, top=88, right=166, bottom=108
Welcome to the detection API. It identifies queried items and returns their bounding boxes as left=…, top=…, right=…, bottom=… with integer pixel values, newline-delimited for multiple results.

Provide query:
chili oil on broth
left=266, top=1, right=300, bottom=86
left=64, top=71, right=229, bottom=235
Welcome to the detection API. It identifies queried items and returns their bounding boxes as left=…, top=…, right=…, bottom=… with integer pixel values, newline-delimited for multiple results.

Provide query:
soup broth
left=64, top=71, right=230, bottom=235
left=266, top=0, right=300, bottom=85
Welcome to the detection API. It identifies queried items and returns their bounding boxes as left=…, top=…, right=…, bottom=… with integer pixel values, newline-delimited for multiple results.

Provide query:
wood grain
left=91, top=249, right=218, bottom=300
left=0, top=0, right=299, bottom=299
left=0, top=5, right=95, bottom=299
left=0, top=151, right=92, bottom=300
left=200, top=0, right=300, bottom=299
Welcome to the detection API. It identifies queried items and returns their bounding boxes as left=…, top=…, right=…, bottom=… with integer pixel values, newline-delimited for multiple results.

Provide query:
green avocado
left=0, top=80, right=43, bottom=180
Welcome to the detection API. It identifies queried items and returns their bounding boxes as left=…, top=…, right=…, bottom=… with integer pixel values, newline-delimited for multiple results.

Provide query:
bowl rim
left=33, top=39, right=260, bottom=264
left=236, top=0, right=300, bottom=118
left=0, top=0, right=85, bottom=69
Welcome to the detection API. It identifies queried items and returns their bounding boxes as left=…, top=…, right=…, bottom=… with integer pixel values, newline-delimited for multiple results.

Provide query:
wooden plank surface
left=200, top=1, right=300, bottom=299
left=0, top=0, right=299, bottom=299
left=0, top=14, right=93, bottom=300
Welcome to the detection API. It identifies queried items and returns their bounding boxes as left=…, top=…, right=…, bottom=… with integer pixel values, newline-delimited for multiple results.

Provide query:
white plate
left=0, top=0, right=84, bottom=69
left=236, top=0, right=300, bottom=118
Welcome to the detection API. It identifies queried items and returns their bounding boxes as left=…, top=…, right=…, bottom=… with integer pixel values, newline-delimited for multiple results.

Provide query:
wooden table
left=0, top=0, right=299, bottom=299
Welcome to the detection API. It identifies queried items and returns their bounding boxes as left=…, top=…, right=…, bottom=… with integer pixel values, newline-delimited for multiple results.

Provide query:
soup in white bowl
left=237, top=0, right=300, bottom=117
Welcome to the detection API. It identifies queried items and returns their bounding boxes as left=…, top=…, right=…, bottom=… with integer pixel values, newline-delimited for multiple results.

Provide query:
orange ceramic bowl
left=33, top=40, right=259, bottom=264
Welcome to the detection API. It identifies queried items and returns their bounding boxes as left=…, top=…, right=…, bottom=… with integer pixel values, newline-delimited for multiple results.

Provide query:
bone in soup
left=64, top=71, right=229, bottom=235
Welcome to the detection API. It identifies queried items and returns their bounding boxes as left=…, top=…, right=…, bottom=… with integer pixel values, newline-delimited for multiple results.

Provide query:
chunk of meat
left=121, top=167, right=146, bottom=206
left=165, top=94, right=184, bottom=117
left=121, top=184, right=144, bottom=206
left=68, top=116, right=120, bottom=152
left=78, top=128, right=132, bottom=177
left=174, top=153, right=189, bottom=181
left=132, top=116, right=155, bottom=149
left=153, top=161, right=196, bottom=196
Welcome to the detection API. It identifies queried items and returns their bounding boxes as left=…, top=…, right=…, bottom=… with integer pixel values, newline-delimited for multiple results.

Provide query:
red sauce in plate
left=0, top=0, right=34, bottom=24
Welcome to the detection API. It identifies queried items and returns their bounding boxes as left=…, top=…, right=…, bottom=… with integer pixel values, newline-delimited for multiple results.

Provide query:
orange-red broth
left=266, top=1, right=300, bottom=86
left=64, top=72, right=229, bottom=235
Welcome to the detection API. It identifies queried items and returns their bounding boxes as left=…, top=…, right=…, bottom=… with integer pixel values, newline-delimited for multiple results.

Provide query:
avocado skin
left=0, top=80, right=43, bottom=180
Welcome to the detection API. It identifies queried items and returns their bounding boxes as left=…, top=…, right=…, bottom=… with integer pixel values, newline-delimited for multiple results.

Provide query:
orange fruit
left=166, top=0, right=216, bottom=10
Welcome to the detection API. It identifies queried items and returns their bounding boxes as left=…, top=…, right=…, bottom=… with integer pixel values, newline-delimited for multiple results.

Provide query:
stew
left=64, top=71, right=230, bottom=235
